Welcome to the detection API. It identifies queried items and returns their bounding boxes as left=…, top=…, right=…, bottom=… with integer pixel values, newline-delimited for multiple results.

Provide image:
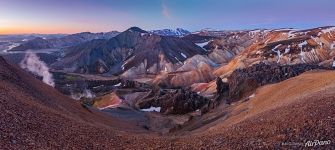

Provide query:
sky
left=1, top=0, right=335, bottom=34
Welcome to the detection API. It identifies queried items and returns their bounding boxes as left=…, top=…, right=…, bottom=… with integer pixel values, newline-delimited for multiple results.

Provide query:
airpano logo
left=304, top=140, right=331, bottom=147
left=281, top=140, right=331, bottom=147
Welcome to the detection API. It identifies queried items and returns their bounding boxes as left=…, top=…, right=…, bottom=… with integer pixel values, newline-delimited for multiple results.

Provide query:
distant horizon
left=1, top=0, right=335, bottom=35
left=1, top=25, right=335, bottom=35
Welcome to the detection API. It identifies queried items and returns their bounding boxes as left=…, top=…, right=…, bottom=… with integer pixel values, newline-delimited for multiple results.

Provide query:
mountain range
left=1, top=25, right=334, bottom=149
left=10, top=31, right=120, bottom=51
left=51, top=27, right=206, bottom=76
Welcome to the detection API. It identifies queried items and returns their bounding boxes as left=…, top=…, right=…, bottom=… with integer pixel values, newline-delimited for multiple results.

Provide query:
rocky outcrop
left=135, top=88, right=210, bottom=115
left=160, top=89, right=209, bottom=114
left=214, top=77, right=229, bottom=104
left=227, top=63, right=331, bottom=103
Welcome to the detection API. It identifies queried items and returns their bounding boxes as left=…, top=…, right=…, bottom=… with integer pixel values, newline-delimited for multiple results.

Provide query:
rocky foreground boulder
left=159, top=89, right=209, bottom=114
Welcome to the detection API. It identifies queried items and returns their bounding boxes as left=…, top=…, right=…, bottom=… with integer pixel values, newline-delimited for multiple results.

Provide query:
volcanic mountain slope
left=51, top=27, right=207, bottom=76
left=1, top=56, right=334, bottom=149
left=10, top=31, right=120, bottom=51
left=198, top=29, right=270, bottom=64
left=150, top=54, right=217, bottom=87
left=194, top=26, right=335, bottom=96
left=214, top=26, right=335, bottom=78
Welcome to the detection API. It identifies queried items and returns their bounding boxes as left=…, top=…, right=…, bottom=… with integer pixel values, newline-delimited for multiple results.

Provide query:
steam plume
left=20, top=52, right=55, bottom=87
left=71, top=89, right=95, bottom=100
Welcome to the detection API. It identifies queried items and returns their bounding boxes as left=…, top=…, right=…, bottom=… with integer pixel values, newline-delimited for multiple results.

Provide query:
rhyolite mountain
left=51, top=27, right=207, bottom=76
left=213, top=26, right=335, bottom=78
left=10, top=31, right=120, bottom=51
left=193, top=26, right=335, bottom=96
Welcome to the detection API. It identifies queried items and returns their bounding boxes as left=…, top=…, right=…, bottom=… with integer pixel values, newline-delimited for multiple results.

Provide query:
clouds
left=161, top=0, right=172, bottom=20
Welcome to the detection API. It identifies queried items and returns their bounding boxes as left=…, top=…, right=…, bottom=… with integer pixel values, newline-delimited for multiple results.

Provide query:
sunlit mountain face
left=0, top=0, right=334, bottom=149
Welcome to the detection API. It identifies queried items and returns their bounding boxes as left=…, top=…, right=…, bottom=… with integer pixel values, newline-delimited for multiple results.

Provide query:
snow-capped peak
left=149, top=28, right=190, bottom=37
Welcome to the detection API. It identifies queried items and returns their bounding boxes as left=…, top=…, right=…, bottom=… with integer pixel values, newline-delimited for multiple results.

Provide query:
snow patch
left=93, top=85, right=104, bottom=89
left=249, top=93, right=255, bottom=99
left=299, top=51, right=306, bottom=63
left=195, top=41, right=210, bottom=48
left=141, top=106, right=161, bottom=112
left=121, top=63, right=126, bottom=70
left=271, top=44, right=282, bottom=63
left=331, top=42, right=335, bottom=49
left=114, top=83, right=122, bottom=87
left=285, top=45, right=291, bottom=54
left=174, top=56, right=181, bottom=63
left=298, top=41, right=308, bottom=49
left=273, top=28, right=296, bottom=32
left=321, top=27, right=335, bottom=34
left=181, top=52, right=187, bottom=58
left=287, top=31, right=295, bottom=38
left=249, top=29, right=260, bottom=37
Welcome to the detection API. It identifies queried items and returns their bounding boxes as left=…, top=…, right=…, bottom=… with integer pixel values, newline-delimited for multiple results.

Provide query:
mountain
left=213, top=26, right=335, bottom=78
left=192, top=26, right=335, bottom=97
left=150, top=28, right=190, bottom=37
left=10, top=31, right=120, bottom=51
left=11, top=37, right=53, bottom=50
left=51, top=27, right=207, bottom=77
